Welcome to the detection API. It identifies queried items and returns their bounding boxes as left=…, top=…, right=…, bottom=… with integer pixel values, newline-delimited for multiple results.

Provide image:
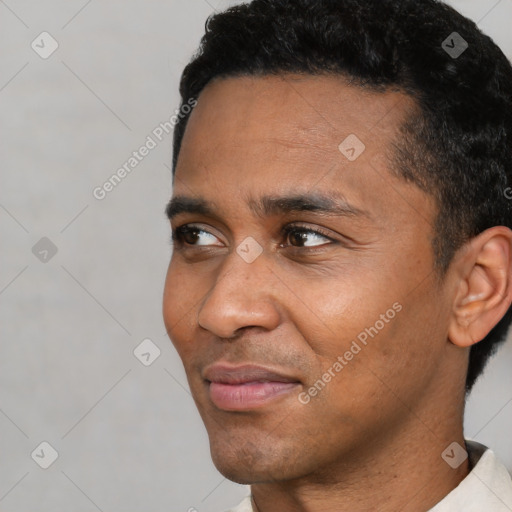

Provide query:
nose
left=197, top=251, right=281, bottom=339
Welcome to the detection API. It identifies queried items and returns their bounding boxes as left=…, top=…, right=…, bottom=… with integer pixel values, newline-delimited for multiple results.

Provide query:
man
left=162, top=0, right=512, bottom=510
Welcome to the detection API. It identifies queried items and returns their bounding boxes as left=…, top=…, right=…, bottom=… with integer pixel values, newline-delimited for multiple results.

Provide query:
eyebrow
left=165, top=193, right=369, bottom=221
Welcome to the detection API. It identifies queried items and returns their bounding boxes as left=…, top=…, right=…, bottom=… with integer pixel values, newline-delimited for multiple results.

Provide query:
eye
left=281, top=225, right=334, bottom=248
left=171, top=225, right=223, bottom=247
left=171, top=223, right=335, bottom=250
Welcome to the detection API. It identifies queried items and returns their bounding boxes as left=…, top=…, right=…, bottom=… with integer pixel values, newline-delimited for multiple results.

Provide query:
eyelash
left=170, top=223, right=336, bottom=250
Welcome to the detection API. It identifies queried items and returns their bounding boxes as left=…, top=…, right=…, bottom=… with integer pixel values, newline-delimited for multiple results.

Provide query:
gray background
left=0, top=1, right=511, bottom=511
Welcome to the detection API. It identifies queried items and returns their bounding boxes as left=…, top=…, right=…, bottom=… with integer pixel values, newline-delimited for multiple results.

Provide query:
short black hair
left=171, top=0, right=512, bottom=392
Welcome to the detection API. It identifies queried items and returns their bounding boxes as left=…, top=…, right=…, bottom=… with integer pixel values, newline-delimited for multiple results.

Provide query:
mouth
left=203, top=363, right=302, bottom=411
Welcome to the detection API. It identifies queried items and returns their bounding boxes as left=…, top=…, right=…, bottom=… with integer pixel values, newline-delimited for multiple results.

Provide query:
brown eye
left=172, top=225, right=223, bottom=247
left=182, top=227, right=200, bottom=245
left=282, top=226, right=333, bottom=248
left=288, top=230, right=309, bottom=246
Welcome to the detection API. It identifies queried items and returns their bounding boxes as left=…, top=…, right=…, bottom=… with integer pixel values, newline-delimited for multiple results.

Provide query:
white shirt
left=225, top=441, right=512, bottom=511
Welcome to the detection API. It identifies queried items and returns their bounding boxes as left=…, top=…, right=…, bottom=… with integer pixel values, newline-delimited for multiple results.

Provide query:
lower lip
left=208, top=381, right=300, bottom=410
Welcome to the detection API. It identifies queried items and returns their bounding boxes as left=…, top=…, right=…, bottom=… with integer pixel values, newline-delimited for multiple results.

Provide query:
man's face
left=163, top=75, right=455, bottom=483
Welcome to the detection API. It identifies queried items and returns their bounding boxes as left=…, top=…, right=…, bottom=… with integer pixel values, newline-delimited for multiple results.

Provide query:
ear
left=448, top=226, right=512, bottom=348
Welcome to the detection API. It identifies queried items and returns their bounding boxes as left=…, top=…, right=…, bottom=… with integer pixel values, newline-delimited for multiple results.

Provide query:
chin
left=212, top=462, right=259, bottom=485
left=208, top=437, right=266, bottom=484
left=208, top=434, right=310, bottom=485
left=211, top=454, right=285, bottom=485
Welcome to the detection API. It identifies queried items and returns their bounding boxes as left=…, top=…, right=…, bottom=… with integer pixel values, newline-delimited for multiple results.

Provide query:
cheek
left=292, top=263, right=441, bottom=400
left=163, top=262, right=182, bottom=327
left=319, top=287, right=446, bottom=419
left=290, top=275, right=396, bottom=360
left=162, top=260, right=202, bottom=358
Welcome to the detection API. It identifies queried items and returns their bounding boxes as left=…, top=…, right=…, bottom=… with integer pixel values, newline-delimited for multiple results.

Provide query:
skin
left=162, top=74, right=512, bottom=512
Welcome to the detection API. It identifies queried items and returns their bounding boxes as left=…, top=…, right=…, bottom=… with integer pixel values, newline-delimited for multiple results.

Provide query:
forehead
left=179, top=73, right=414, bottom=153
left=173, top=74, right=430, bottom=224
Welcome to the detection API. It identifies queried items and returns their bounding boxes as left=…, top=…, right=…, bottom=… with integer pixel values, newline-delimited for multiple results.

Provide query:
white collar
left=428, top=440, right=512, bottom=511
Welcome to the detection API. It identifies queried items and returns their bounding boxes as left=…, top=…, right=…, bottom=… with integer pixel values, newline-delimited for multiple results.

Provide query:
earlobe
left=448, top=227, right=512, bottom=348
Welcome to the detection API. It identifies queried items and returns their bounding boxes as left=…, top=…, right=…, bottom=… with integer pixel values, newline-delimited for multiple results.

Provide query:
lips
left=203, top=363, right=301, bottom=411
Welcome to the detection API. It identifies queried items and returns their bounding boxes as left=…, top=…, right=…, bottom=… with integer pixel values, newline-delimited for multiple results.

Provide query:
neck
left=250, top=407, right=468, bottom=512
